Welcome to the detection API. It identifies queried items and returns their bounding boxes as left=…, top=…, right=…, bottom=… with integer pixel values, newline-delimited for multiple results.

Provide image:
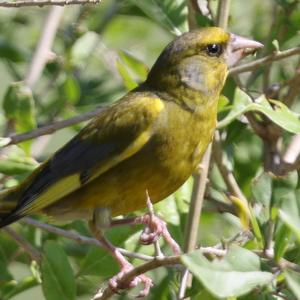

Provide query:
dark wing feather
left=10, top=94, right=164, bottom=217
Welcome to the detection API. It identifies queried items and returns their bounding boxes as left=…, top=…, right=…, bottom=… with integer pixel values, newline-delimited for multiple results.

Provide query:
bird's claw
left=108, top=262, right=153, bottom=298
left=139, top=214, right=165, bottom=245
left=138, top=213, right=181, bottom=255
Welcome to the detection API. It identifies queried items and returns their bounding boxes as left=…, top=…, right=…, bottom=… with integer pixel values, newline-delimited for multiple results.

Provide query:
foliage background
left=0, top=0, right=300, bottom=299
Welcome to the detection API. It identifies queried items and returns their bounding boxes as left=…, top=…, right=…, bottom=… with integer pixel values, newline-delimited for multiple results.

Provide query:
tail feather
left=0, top=187, right=23, bottom=228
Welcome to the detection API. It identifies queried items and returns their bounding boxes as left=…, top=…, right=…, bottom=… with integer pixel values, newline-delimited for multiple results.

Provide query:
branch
left=212, top=133, right=247, bottom=202
left=277, top=157, right=300, bottom=176
left=0, top=0, right=100, bottom=7
left=179, top=144, right=212, bottom=298
left=1, top=107, right=104, bottom=147
left=92, top=246, right=231, bottom=300
left=283, top=134, right=300, bottom=165
left=283, top=65, right=300, bottom=107
left=179, top=2, right=231, bottom=298
left=187, top=0, right=198, bottom=30
left=229, top=47, right=300, bottom=75
left=20, top=216, right=254, bottom=300
left=25, top=7, right=64, bottom=88
left=269, top=127, right=300, bottom=176
left=21, top=217, right=154, bottom=262
left=93, top=229, right=253, bottom=300
left=21, top=216, right=231, bottom=300
left=279, top=258, right=300, bottom=273
left=3, top=227, right=41, bottom=262
left=216, top=0, right=231, bottom=29
left=92, top=256, right=181, bottom=300
left=182, top=145, right=212, bottom=255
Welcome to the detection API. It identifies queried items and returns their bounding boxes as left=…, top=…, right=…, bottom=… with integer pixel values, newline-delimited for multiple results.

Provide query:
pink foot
left=109, top=261, right=153, bottom=297
left=136, top=214, right=181, bottom=255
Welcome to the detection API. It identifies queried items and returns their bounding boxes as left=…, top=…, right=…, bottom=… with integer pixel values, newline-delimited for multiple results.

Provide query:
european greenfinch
left=0, top=27, right=262, bottom=295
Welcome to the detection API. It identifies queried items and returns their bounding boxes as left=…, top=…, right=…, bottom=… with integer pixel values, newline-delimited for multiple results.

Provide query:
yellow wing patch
left=19, top=174, right=81, bottom=215
left=152, top=97, right=165, bottom=112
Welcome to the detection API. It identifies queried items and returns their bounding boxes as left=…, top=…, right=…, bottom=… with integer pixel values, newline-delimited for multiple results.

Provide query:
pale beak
left=226, top=33, right=264, bottom=67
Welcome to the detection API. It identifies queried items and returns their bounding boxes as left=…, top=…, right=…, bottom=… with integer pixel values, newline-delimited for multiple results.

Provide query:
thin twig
left=187, top=0, right=198, bottom=30
left=229, top=47, right=300, bottom=75
left=92, top=255, right=181, bottom=300
left=279, top=258, right=300, bottom=273
left=93, top=229, right=251, bottom=300
left=179, top=144, right=212, bottom=298
left=2, top=107, right=105, bottom=147
left=179, top=1, right=231, bottom=298
left=183, top=146, right=212, bottom=254
left=3, top=227, right=42, bottom=262
left=178, top=268, right=190, bottom=300
left=214, top=230, right=254, bottom=250
left=283, top=134, right=300, bottom=164
left=25, top=7, right=64, bottom=89
left=283, top=65, right=300, bottom=107
left=146, top=191, right=163, bottom=258
left=264, top=220, right=275, bottom=259
left=0, top=0, right=100, bottom=7
left=20, top=216, right=234, bottom=300
left=21, top=217, right=154, bottom=262
left=212, top=133, right=247, bottom=202
left=216, top=0, right=231, bottom=29
left=197, top=0, right=213, bottom=20
left=20, top=216, right=252, bottom=300
left=277, top=157, right=300, bottom=176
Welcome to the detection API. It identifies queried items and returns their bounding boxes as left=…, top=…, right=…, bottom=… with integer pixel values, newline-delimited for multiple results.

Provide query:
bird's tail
left=0, top=187, right=22, bottom=228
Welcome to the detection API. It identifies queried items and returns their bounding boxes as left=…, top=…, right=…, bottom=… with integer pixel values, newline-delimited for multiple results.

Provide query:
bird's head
left=146, top=27, right=263, bottom=102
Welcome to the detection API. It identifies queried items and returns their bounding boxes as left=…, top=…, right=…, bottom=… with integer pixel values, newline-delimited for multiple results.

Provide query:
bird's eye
left=206, top=44, right=223, bottom=57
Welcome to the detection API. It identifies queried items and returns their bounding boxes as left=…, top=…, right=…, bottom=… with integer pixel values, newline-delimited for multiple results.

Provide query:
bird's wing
left=12, top=96, right=165, bottom=217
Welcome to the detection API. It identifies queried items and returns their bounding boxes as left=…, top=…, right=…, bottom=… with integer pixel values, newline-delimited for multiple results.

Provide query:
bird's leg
left=89, top=208, right=153, bottom=297
left=110, top=193, right=181, bottom=255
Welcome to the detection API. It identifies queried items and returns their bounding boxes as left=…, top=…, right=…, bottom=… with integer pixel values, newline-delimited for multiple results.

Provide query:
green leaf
left=79, top=226, right=133, bottom=276
left=218, top=95, right=230, bottom=111
left=154, top=196, right=180, bottom=225
left=274, top=223, right=291, bottom=262
left=78, top=245, right=118, bottom=277
left=0, top=260, right=13, bottom=282
left=284, top=269, right=300, bottom=299
left=279, top=209, right=300, bottom=243
left=0, top=155, right=37, bottom=175
left=273, top=171, right=298, bottom=190
left=41, top=241, right=76, bottom=300
left=3, top=82, right=36, bottom=154
left=128, top=0, right=187, bottom=35
left=71, top=31, right=99, bottom=68
left=119, top=51, right=149, bottom=82
left=272, top=39, right=280, bottom=51
left=218, top=88, right=300, bottom=134
left=116, top=59, right=138, bottom=91
left=63, top=75, right=81, bottom=104
left=0, top=233, right=19, bottom=262
left=181, top=246, right=273, bottom=298
left=0, top=38, right=26, bottom=62
left=252, top=172, right=273, bottom=208
left=2, top=276, right=38, bottom=299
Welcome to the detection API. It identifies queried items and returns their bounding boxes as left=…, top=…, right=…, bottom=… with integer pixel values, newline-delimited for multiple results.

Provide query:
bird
left=0, top=27, right=263, bottom=295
